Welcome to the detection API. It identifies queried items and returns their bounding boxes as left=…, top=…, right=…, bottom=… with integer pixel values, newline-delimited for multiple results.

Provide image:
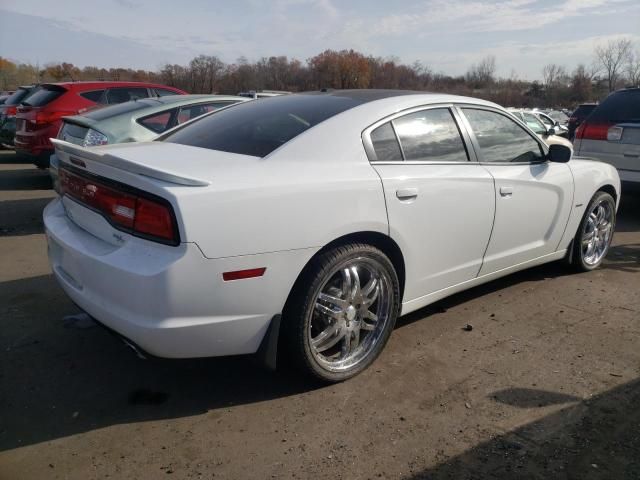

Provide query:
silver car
left=51, top=94, right=247, bottom=190
left=573, top=88, right=640, bottom=184
left=58, top=94, right=247, bottom=147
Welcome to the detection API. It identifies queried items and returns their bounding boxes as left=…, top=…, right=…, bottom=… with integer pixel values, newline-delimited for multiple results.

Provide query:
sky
left=0, top=0, right=639, bottom=80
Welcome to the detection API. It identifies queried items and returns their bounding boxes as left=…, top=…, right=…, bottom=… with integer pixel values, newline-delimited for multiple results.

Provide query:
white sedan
left=45, top=90, right=620, bottom=382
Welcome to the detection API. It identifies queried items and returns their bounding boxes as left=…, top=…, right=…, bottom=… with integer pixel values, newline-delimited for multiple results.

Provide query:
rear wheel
left=283, top=243, right=400, bottom=382
left=571, top=191, right=615, bottom=271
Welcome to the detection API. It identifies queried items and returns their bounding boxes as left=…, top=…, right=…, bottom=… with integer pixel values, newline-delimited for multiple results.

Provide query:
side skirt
left=400, top=250, right=567, bottom=316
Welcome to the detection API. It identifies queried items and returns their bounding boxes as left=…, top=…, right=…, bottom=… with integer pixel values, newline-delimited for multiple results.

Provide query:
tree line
left=1, top=38, right=638, bottom=108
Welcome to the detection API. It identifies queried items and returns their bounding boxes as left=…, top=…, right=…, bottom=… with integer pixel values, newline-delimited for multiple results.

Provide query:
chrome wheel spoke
left=315, top=301, right=341, bottom=320
left=318, top=292, right=348, bottom=310
left=350, top=266, right=361, bottom=301
left=312, top=323, right=345, bottom=352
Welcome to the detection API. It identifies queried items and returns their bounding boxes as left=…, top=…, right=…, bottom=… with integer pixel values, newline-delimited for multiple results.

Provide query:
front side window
left=370, top=122, right=403, bottom=161
left=463, top=108, right=544, bottom=163
left=392, top=108, right=468, bottom=162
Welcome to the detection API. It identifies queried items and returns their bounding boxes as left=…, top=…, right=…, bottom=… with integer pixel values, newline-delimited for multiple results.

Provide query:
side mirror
left=547, top=126, right=558, bottom=136
left=548, top=144, right=571, bottom=163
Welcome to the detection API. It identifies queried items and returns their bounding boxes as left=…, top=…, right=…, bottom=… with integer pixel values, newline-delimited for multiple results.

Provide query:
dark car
left=568, top=103, right=598, bottom=140
left=574, top=87, right=640, bottom=185
left=0, top=85, right=39, bottom=148
left=14, top=81, right=187, bottom=167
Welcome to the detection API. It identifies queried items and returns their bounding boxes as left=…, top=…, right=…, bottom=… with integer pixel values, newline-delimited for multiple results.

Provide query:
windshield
left=4, top=87, right=36, bottom=106
left=163, top=93, right=365, bottom=157
left=83, top=98, right=159, bottom=120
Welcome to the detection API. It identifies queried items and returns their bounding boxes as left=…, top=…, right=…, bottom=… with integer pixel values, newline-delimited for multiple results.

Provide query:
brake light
left=575, top=122, right=613, bottom=141
left=59, top=167, right=178, bottom=245
left=5, top=106, right=17, bottom=116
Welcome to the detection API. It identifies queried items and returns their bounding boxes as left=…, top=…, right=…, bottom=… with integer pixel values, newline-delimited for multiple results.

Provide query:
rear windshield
left=83, top=98, right=158, bottom=121
left=589, top=90, right=640, bottom=123
left=5, top=87, right=36, bottom=106
left=572, top=104, right=597, bottom=118
left=21, top=85, right=66, bottom=107
left=163, top=93, right=365, bottom=157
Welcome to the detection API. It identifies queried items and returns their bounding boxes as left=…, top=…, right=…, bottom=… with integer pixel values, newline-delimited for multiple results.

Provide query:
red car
left=15, top=81, right=186, bottom=167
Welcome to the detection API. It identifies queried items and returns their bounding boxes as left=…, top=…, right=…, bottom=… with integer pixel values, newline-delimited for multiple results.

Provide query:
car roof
left=41, top=81, right=182, bottom=90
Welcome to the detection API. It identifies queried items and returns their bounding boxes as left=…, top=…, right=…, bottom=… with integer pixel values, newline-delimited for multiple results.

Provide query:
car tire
left=571, top=191, right=616, bottom=271
left=282, top=243, right=400, bottom=383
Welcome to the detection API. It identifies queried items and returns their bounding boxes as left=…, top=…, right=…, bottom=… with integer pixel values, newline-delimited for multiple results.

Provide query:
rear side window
left=106, top=87, right=149, bottom=104
left=463, top=108, right=544, bottom=163
left=370, top=122, right=403, bottom=161
left=393, top=108, right=468, bottom=162
left=21, top=86, right=65, bottom=107
left=164, top=94, right=365, bottom=157
left=80, top=90, right=105, bottom=103
left=588, top=90, right=640, bottom=123
left=139, top=109, right=178, bottom=133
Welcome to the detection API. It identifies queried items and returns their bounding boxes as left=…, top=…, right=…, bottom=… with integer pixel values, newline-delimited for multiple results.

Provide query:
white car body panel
left=44, top=92, right=621, bottom=359
left=479, top=162, right=573, bottom=274
left=373, top=163, right=495, bottom=302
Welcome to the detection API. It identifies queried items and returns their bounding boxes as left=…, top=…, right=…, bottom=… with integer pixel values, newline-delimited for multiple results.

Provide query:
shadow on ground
left=410, top=379, right=640, bottom=479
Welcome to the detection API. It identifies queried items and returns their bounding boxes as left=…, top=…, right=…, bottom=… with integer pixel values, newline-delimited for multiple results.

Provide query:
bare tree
left=594, top=38, right=633, bottom=92
left=466, top=55, right=496, bottom=88
left=626, top=49, right=640, bottom=86
left=542, top=64, right=567, bottom=88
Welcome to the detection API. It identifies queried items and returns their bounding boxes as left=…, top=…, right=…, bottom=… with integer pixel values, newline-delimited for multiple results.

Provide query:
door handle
left=396, top=188, right=418, bottom=201
left=500, top=186, right=513, bottom=197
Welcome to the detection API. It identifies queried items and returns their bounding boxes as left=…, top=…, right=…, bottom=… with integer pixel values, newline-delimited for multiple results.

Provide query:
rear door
left=458, top=106, right=573, bottom=275
left=365, top=105, right=495, bottom=302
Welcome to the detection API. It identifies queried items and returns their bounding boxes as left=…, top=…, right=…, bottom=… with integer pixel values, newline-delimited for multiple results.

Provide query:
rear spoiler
left=51, top=139, right=210, bottom=187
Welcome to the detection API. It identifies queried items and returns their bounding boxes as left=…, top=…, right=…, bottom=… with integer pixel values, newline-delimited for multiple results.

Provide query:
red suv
left=14, top=81, right=186, bottom=167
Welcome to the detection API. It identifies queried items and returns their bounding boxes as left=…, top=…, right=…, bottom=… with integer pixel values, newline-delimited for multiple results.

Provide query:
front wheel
left=571, top=191, right=616, bottom=271
left=283, top=244, right=400, bottom=382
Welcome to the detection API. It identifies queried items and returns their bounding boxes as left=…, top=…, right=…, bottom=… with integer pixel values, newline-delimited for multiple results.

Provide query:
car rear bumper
left=44, top=197, right=315, bottom=358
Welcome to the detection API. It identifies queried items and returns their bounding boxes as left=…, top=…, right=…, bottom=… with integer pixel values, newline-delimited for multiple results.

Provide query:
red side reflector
left=222, top=268, right=267, bottom=282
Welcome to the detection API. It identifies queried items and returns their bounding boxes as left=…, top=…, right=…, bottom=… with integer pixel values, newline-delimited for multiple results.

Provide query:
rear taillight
left=575, top=122, right=613, bottom=141
left=59, top=167, right=178, bottom=245
left=5, top=106, right=17, bottom=116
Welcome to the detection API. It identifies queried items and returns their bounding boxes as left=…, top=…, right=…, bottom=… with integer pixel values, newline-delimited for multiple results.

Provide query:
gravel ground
left=0, top=150, right=639, bottom=479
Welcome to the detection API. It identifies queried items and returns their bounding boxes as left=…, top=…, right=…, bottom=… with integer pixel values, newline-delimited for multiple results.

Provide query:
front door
left=458, top=107, right=574, bottom=275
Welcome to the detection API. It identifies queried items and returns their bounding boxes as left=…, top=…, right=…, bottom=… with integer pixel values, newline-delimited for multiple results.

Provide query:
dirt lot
left=0, top=150, right=639, bottom=480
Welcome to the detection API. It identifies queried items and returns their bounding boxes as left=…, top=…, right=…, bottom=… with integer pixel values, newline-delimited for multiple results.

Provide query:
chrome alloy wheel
left=581, top=199, right=614, bottom=266
left=308, top=258, right=392, bottom=372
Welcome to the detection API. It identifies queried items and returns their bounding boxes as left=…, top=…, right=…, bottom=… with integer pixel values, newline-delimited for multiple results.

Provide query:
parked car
left=573, top=87, right=640, bottom=184
left=531, top=110, right=569, bottom=137
left=50, top=94, right=247, bottom=191
left=14, top=81, right=186, bottom=168
left=508, top=109, right=573, bottom=149
left=544, top=110, right=569, bottom=126
left=568, top=103, right=598, bottom=140
left=46, top=90, right=620, bottom=382
left=0, top=95, right=10, bottom=105
left=0, top=85, right=38, bottom=148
